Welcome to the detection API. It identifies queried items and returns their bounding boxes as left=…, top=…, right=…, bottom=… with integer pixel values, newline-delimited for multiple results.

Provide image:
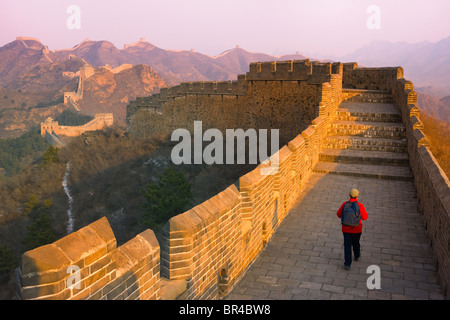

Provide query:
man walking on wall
left=336, top=189, right=369, bottom=270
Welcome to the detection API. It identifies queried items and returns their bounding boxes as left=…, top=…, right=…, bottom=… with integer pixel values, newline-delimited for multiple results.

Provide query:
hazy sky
left=1, top=0, right=449, bottom=57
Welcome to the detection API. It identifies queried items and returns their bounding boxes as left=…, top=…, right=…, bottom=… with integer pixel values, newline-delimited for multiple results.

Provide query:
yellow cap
left=349, top=189, right=359, bottom=198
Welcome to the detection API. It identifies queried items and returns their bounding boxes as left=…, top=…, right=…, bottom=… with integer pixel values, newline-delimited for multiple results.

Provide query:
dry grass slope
left=420, top=111, right=450, bottom=179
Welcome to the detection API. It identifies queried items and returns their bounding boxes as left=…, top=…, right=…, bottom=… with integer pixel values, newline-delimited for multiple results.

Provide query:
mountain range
left=336, top=36, right=450, bottom=98
left=53, top=38, right=311, bottom=84
left=3, top=36, right=450, bottom=89
left=0, top=37, right=309, bottom=87
left=0, top=36, right=449, bottom=137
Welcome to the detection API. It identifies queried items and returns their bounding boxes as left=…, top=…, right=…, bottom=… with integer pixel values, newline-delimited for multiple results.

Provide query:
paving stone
left=323, top=284, right=346, bottom=294
left=226, top=173, right=443, bottom=301
left=226, top=96, right=444, bottom=301
left=314, top=162, right=413, bottom=181
left=404, top=287, right=430, bottom=299
left=299, top=281, right=323, bottom=290
left=330, top=293, right=356, bottom=300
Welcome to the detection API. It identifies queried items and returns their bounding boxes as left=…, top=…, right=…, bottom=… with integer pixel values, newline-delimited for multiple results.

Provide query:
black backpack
left=341, top=201, right=361, bottom=227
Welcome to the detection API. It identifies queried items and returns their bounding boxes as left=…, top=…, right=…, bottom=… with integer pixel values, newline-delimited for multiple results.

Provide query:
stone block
left=118, top=237, right=151, bottom=268
left=192, top=202, right=218, bottom=228
left=274, top=145, right=292, bottom=166
left=22, top=286, right=71, bottom=300
left=301, top=125, right=315, bottom=140
left=112, top=248, right=133, bottom=278
left=21, top=278, right=68, bottom=300
left=412, top=129, right=429, bottom=147
left=167, top=210, right=203, bottom=237
left=239, top=167, right=265, bottom=189
left=88, top=217, right=117, bottom=251
left=288, top=134, right=305, bottom=150
left=160, top=278, right=187, bottom=300
left=21, top=244, right=71, bottom=279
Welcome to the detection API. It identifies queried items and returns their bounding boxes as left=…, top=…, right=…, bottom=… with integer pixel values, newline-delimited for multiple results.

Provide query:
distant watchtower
left=40, top=117, right=60, bottom=136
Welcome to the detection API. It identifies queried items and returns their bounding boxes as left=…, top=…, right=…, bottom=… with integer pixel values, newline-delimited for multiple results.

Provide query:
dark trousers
left=343, top=232, right=361, bottom=267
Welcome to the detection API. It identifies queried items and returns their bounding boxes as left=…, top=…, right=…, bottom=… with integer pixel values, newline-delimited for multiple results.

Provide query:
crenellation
left=392, top=74, right=450, bottom=297
left=332, top=62, right=343, bottom=75
left=247, top=59, right=312, bottom=81
left=343, top=63, right=403, bottom=91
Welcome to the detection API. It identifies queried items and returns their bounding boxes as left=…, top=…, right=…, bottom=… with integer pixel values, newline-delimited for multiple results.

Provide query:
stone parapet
left=18, top=217, right=161, bottom=300
left=343, top=62, right=403, bottom=91
left=41, top=113, right=114, bottom=137
left=392, top=78, right=450, bottom=298
left=19, top=68, right=339, bottom=299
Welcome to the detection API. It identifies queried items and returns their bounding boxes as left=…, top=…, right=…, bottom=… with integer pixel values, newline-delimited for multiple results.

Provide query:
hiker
left=336, top=188, right=369, bottom=270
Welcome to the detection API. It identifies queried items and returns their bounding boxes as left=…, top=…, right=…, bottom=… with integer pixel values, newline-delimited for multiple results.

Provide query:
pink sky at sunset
left=1, top=0, right=449, bottom=57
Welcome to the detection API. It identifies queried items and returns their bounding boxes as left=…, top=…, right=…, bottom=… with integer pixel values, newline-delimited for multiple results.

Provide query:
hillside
left=0, top=128, right=256, bottom=298
left=0, top=38, right=311, bottom=134
left=420, top=111, right=450, bottom=178
left=53, top=38, right=310, bottom=83
left=0, top=87, right=67, bottom=138
left=5, top=57, right=83, bottom=95
left=339, top=36, right=450, bottom=97
left=0, top=43, right=166, bottom=136
left=417, top=92, right=450, bottom=123
left=78, top=64, right=166, bottom=123
left=0, top=53, right=87, bottom=138
left=0, top=38, right=58, bottom=87
left=440, top=95, right=450, bottom=108
left=2, top=36, right=449, bottom=93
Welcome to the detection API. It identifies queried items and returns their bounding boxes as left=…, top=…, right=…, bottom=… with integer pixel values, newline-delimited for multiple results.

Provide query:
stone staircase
left=314, top=90, right=413, bottom=181
left=66, top=96, right=81, bottom=112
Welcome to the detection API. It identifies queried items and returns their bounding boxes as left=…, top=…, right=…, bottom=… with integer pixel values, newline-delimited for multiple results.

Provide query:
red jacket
left=336, top=198, right=368, bottom=233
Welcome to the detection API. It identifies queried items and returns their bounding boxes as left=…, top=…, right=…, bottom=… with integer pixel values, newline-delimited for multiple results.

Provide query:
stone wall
left=41, top=113, right=114, bottom=137
left=18, top=217, right=160, bottom=300
left=64, top=65, right=95, bottom=104
left=18, top=110, right=335, bottom=299
left=391, top=78, right=450, bottom=298
left=126, top=59, right=343, bottom=145
left=343, top=62, right=403, bottom=91
left=18, top=61, right=450, bottom=300
left=343, top=63, right=450, bottom=297
left=19, top=60, right=344, bottom=299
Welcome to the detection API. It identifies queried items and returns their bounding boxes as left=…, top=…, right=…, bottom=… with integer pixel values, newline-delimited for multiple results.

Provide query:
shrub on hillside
left=141, top=167, right=192, bottom=229
left=420, top=112, right=450, bottom=178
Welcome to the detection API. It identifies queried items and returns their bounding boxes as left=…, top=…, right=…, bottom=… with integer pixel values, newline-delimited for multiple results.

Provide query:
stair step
left=346, top=97, right=394, bottom=104
left=313, top=161, right=413, bottom=181
left=328, top=121, right=406, bottom=139
left=324, top=135, right=408, bottom=153
left=342, top=89, right=394, bottom=103
left=337, top=104, right=402, bottom=122
left=336, top=114, right=402, bottom=123
left=319, top=148, right=409, bottom=166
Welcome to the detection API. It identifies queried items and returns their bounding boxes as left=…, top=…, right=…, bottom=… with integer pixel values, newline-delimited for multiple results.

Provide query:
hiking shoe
left=344, top=264, right=351, bottom=270
left=355, top=255, right=360, bottom=262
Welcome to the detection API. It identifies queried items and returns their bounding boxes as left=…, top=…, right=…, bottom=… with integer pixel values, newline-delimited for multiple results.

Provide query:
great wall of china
left=40, top=113, right=114, bottom=138
left=18, top=60, right=449, bottom=300
left=38, top=63, right=119, bottom=145
left=63, top=62, right=133, bottom=112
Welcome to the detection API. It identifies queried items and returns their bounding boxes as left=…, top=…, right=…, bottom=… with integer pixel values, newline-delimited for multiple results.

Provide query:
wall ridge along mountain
left=16, top=59, right=450, bottom=300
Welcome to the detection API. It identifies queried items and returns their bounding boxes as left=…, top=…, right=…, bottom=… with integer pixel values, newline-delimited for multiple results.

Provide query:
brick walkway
left=226, top=92, right=446, bottom=300
left=226, top=173, right=445, bottom=300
